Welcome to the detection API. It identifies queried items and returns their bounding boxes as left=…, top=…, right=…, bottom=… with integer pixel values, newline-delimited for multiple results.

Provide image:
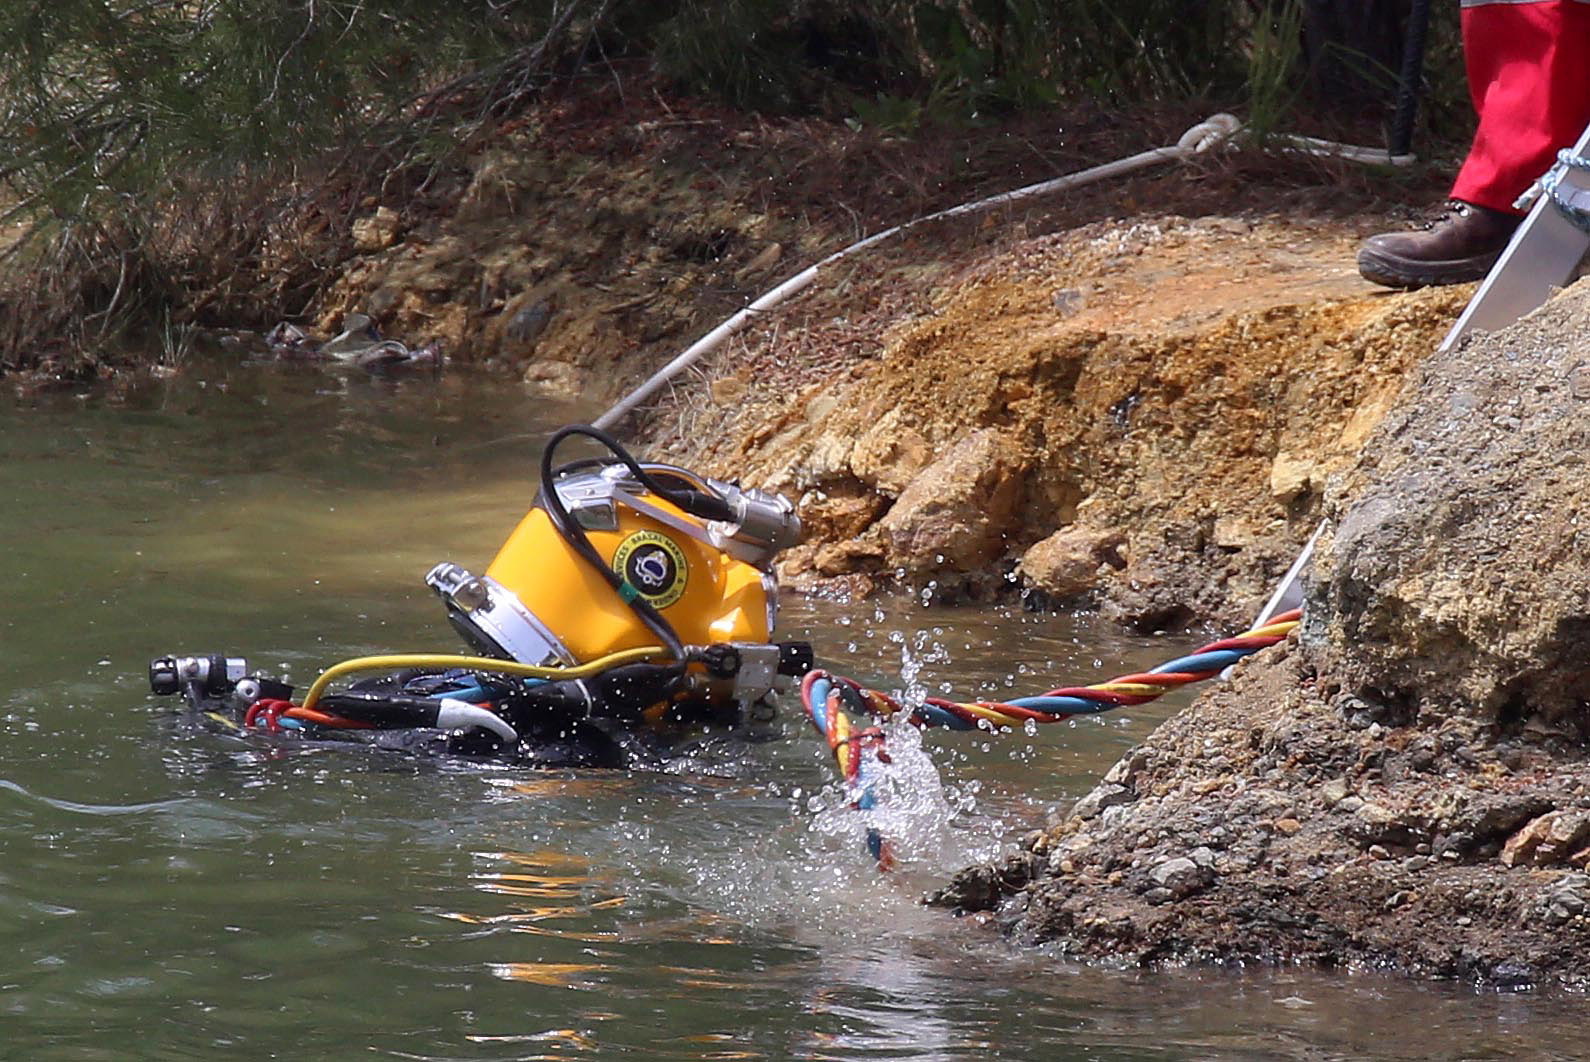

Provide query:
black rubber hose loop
left=539, top=425, right=690, bottom=661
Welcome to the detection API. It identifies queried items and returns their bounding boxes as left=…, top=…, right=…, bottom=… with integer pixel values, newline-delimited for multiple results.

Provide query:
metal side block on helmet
left=425, top=562, right=571, bottom=666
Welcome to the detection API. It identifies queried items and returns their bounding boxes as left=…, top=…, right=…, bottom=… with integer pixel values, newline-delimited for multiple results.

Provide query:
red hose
left=243, top=699, right=372, bottom=732
left=282, top=706, right=373, bottom=730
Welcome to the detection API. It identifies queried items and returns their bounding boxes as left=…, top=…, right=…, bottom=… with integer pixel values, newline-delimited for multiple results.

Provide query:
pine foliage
left=0, top=0, right=591, bottom=373
left=0, top=0, right=1453, bottom=375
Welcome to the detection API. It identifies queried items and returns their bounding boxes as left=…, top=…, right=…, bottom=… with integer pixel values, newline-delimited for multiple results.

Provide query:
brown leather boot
left=1357, top=201, right=1521, bottom=289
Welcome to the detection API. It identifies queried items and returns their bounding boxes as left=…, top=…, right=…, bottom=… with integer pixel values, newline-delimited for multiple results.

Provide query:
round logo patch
left=612, top=530, right=688, bottom=609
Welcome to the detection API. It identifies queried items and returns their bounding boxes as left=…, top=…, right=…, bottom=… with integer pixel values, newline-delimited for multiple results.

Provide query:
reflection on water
left=3, top=363, right=1588, bottom=1060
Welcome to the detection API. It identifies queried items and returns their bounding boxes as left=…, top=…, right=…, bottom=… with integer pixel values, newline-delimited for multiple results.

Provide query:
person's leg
left=1359, top=0, right=1590, bottom=288
left=1452, top=0, right=1590, bottom=213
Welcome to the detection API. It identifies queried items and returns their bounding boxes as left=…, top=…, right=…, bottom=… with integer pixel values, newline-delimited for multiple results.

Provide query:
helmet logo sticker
left=612, top=531, right=688, bottom=609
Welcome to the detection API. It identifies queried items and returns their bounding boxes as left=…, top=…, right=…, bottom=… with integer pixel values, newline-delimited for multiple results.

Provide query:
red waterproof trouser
left=1451, top=0, right=1590, bottom=214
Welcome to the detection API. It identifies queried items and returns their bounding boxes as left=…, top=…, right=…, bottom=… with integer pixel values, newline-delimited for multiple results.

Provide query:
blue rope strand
left=1006, top=695, right=1121, bottom=714
left=1151, top=648, right=1248, bottom=674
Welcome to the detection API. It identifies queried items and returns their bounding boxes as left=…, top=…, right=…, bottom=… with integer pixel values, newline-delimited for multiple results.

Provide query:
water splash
left=808, top=716, right=1007, bottom=875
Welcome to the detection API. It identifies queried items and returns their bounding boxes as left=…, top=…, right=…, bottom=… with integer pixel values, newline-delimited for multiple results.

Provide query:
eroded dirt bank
left=652, top=216, right=1467, bottom=627
left=930, top=282, right=1590, bottom=988
left=304, top=89, right=1324, bottom=430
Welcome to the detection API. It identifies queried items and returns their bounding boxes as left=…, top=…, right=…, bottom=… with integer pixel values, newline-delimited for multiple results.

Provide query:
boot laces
left=1417, top=200, right=1472, bottom=230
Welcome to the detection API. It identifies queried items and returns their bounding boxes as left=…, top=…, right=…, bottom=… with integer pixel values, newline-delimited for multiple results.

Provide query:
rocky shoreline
left=927, top=281, right=1590, bottom=988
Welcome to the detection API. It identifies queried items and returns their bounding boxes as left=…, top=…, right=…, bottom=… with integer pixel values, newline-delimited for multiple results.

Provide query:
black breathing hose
left=546, top=426, right=736, bottom=524
left=538, top=425, right=707, bottom=662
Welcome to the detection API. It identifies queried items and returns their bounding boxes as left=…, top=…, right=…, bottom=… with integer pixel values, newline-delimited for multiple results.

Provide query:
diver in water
left=150, top=426, right=812, bottom=769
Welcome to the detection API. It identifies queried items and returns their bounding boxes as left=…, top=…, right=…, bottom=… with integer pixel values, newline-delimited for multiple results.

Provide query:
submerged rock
left=263, top=315, right=443, bottom=373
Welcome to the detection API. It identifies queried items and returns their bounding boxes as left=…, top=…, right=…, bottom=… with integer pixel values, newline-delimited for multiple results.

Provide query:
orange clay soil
left=645, top=214, right=1468, bottom=629
left=300, top=79, right=1463, bottom=625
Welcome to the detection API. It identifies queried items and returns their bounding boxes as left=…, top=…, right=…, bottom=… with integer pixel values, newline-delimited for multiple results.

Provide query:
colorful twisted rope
left=800, top=670, right=896, bottom=869
left=799, top=609, right=1302, bottom=867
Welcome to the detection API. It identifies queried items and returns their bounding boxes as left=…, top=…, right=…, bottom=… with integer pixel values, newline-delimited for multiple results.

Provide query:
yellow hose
left=298, top=647, right=669, bottom=711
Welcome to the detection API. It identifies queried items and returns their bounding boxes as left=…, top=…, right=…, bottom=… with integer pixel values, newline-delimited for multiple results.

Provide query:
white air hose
left=591, top=114, right=1410, bottom=430
left=1275, top=132, right=1415, bottom=168
left=436, top=697, right=519, bottom=745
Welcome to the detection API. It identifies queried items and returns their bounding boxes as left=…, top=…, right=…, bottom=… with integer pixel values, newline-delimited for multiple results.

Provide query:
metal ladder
left=1440, top=121, right=1590, bottom=352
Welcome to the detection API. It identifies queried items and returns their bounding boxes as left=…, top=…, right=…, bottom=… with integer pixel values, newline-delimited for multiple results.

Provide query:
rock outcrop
left=928, top=279, right=1590, bottom=988
left=1311, top=300, right=1590, bottom=732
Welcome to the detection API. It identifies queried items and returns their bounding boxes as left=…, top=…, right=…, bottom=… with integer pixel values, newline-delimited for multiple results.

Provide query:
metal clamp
left=1535, top=148, right=1590, bottom=235
left=425, top=562, right=571, bottom=666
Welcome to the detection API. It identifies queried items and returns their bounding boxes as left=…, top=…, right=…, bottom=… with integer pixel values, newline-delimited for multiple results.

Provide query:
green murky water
left=0, top=361, right=1582, bottom=1059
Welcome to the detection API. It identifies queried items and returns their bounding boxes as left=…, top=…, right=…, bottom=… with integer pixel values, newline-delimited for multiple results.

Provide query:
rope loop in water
left=800, top=609, right=1302, bottom=868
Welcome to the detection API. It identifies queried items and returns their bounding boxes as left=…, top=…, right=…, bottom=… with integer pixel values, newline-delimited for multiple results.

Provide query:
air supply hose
left=805, top=609, right=1303, bottom=869
left=592, top=114, right=1417, bottom=431
left=247, top=695, right=520, bottom=745
left=297, top=647, right=667, bottom=711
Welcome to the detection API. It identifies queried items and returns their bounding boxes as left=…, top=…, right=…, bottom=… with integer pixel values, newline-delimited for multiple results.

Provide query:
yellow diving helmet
left=425, top=425, right=804, bottom=706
